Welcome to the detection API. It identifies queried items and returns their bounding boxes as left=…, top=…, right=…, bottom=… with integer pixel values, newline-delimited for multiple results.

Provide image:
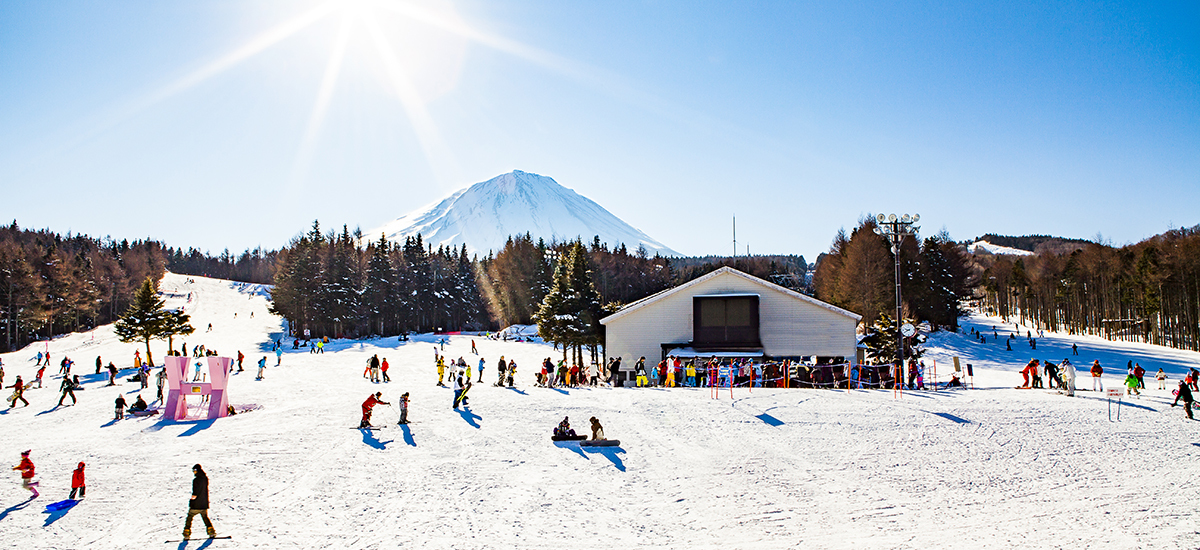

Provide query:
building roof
left=599, top=266, right=862, bottom=325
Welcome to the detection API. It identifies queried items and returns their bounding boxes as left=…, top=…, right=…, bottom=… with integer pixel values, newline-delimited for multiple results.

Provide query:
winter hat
left=21, top=450, right=30, bottom=456
left=375, top=392, right=382, bottom=397
left=77, top=462, right=85, bottom=469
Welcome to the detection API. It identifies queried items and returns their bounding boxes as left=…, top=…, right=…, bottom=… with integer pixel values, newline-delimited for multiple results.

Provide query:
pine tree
left=362, top=234, right=397, bottom=335
left=114, top=277, right=174, bottom=367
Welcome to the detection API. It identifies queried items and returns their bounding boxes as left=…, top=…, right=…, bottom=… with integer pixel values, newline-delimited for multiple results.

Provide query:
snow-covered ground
left=2, top=274, right=1199, bottom=549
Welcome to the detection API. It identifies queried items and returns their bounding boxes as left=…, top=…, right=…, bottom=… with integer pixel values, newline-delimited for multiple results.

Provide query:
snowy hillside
left=370, top=170, right=681, bottom=256
left=2, top=273, right=1200, bottom=549
left=968, top=240, right=1035, bottom=256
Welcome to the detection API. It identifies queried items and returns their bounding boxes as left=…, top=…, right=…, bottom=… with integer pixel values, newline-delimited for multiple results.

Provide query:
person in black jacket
left=1171, top=380, right=1194, bottom=420
left=183, top=464, right=216, bottom=539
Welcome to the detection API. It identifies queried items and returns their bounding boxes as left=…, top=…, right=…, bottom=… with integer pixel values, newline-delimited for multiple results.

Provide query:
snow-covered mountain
left=968, top=240, right=1035, bottom=256
left=370, top=170, right=681, bottom=256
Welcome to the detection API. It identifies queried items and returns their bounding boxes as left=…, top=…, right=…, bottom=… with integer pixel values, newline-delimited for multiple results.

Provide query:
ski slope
left=2, top=274, right=1199, bottom=549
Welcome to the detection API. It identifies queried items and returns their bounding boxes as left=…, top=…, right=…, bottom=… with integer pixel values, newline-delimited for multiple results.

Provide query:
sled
left=551, top=434, right=586, bottom=441
left=44, top=499, right=79, bottom=512
left=579, top=439, right=621, bottom=447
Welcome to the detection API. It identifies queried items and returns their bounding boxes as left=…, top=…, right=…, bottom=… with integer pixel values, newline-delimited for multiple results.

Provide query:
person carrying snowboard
left=12, top=450, right=38, bottom=498
left=360, top=392, right=389, bottom=428
left=1171, top=380, right=1194, bottom=420
left=70, top=462, right=86, bottom=499
left=8, top=375, right=29, bottom=408
left=452, top=372, right=467, bottom=409
left=183, top=464, right=216, bottom=539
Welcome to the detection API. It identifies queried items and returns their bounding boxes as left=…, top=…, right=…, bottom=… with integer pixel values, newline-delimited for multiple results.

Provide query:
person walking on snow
left=436, top=356, right=446, bottom=387
left=12, top=450, right=38, bottom=498
left=183, top=464, right=216, bottom=539
left=360, top=392, right=389, bottom=428
left=8, top=375, right=29, bottom=407
left=58, top=375, right=78, bottom=406
left=35, top=351, right=43, bottom=367
left=236, top=351, right=244, bottom=372
left=1156, top=368, right=1167, bottom=390
left=114, top=394, right=127, bottom=420
left=369, top=355, right=381, bottom=383
left=34, top=366, right=45, bottom=388
left=256, top=356, right=266, bottom=380
left=1133, top=363, right=1146, bottom=389
left=157, top=368, right=168, bottom=401
left=471, top=339, right=477, bottom=354
left=381, top=358, right=390, bottom=383
left=478, top=357, right=485, bottom=383
left=1090, top=360, right=1104, bottom=391
left=70, top=462, right=86, bottom=499
left=275, top=346, right=283, bottom=366
left=1171, top=380, right=1194, bottom=420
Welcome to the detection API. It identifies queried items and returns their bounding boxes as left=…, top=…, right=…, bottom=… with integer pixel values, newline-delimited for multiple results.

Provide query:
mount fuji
left=371, top=170, right=681, bottom=256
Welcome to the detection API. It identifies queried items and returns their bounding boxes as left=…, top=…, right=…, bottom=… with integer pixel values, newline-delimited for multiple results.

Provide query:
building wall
left=603, top=271, right=858, bottom=369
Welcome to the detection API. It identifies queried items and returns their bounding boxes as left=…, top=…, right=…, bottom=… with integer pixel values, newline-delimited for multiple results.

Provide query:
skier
left=115, top=394, right=127, bottom=420
left=506, top=360, right=515, bottom=387
left=1090, top=360, right=1103, bottom=391
left=34, top=365, right=45, bottom=388
left=1062, top=358, right=1077, bottom=397
left=1171, top=380, right=1194, bottom=420
left=183, top=464, right=216, bottom=539
left=57, top=375, right=78, bottom=406
left=8, top=375, right=29, bottom=407
left=256, top=357, right=266, bottom=380
left=381, top=358, right=390, bottom=383
left=12, top=450, right=38, bottom=498
left=1156, top=368, right=1167, bottom=390
left=397, top=392, right=410, bottom=425
left=360, top=392, right=389, bottom=428
left=452, top=371, right=466, bottom=409
left=70, top=462, right=86, bottom=499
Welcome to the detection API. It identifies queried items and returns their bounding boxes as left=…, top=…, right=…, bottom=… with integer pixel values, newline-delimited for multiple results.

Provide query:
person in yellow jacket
left=685, top=361, right=696, bottom=387
left=436, top=356, right=446, bottom=387
left=635, top=357, right=648, bottom=387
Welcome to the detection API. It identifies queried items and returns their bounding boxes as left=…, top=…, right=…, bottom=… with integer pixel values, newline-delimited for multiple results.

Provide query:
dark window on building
left=694, top=295, right=760, bottom=349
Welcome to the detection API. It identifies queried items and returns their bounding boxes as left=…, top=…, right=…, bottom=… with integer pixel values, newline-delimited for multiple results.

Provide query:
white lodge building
left=600, top=267, right=861, bottom=377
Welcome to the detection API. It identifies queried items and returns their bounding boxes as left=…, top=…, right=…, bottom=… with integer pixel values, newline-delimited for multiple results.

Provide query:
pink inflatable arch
left=163, top=356, right=231, bottom=421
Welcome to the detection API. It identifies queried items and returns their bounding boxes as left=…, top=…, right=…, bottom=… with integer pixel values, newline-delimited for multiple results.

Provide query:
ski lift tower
left=874, top=213, right=920, bottom=373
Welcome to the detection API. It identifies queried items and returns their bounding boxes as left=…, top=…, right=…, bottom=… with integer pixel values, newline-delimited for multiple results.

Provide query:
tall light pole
left=874, top=213, right=920, bottom=373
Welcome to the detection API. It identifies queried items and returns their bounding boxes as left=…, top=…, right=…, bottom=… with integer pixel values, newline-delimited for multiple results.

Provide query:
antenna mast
left=733, top=215, right=737, bottom=257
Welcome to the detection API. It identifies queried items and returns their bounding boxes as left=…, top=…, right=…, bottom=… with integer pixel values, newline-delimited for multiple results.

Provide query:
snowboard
left=164, top=536, right=232, bottom=543
left=579, top=439, right=621, bottom=447
left=44, top=499, right=79, bottom=511
left=454, top=382, right=473, bottom=408
left=551, top=434, right=587, bottom=441
left=353, top=426, right=386, bottom=430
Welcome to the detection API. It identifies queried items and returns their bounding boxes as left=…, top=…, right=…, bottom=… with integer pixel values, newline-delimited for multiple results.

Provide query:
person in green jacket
left=1124, top=373, right=1140, bottom=396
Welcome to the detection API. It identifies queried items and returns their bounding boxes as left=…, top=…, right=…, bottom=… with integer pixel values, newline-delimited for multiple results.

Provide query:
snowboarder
left=114, top=394, right=127, bottom=420
left=129, top=395, right=148, bottom=413
left=12, top=450, right=38, bottom=498
left=8, top=375, right=29, bottom=407
left=452, top=372, right=467, bottom=409
left=1090, top=360, right=1103, bottom=391
left=34, top=365, right=45, bottom=388
left=70, top=462, right=86, bottom=499
left=256, top=356, right=266, bottom=380
left=57, top=375, right=78, bottom=406
left=361, top=392, right=389, bottom=428
left=1171, top=380, right=1194, bottom=420
left=236, top=351, right=244, bottom=372
left=589, top=416, right=605, bottom=440
left=106, top=363, right=118, bottom=386
left=183, top=464, right=216, bottom=539
left=554, top=417, right=577, bottom=438
left=1124, top=372, right=1140, bottom=396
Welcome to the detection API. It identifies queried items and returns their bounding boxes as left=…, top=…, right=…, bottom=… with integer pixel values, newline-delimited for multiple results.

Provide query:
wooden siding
left=603, top=270, right=857, bottom=368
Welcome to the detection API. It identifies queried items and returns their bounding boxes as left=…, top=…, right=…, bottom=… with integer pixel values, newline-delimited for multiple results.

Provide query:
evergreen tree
left=161, top=308, right=195, bottom=352
left=362, top=234, right=397, bottom=335
left=114, top=277, right=176, bottom=367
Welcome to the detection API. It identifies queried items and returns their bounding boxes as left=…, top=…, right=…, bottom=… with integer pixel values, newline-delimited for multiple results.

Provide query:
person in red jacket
left=12, top=450, right=38, bottom=498
left=360, top=392, right=390, bottom=428
left=381, top=358, right=390, bottom=383
left=1091, top=360, right=1104, bottom=391
left=1020, top=359, right=1038, bottom=388
left=70, top=462, right=86, bottom=499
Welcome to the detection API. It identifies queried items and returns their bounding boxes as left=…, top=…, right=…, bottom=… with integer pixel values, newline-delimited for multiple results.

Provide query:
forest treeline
left=979, top=225, right=1200, bottom=351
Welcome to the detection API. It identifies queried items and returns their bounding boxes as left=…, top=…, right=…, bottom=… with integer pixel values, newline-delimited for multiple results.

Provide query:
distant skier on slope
left=256, top=357, right=267, bottom=380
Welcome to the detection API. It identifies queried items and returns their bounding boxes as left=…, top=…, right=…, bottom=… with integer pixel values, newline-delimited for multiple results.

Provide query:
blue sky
left=1, top=0, right=1196, bottom=258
